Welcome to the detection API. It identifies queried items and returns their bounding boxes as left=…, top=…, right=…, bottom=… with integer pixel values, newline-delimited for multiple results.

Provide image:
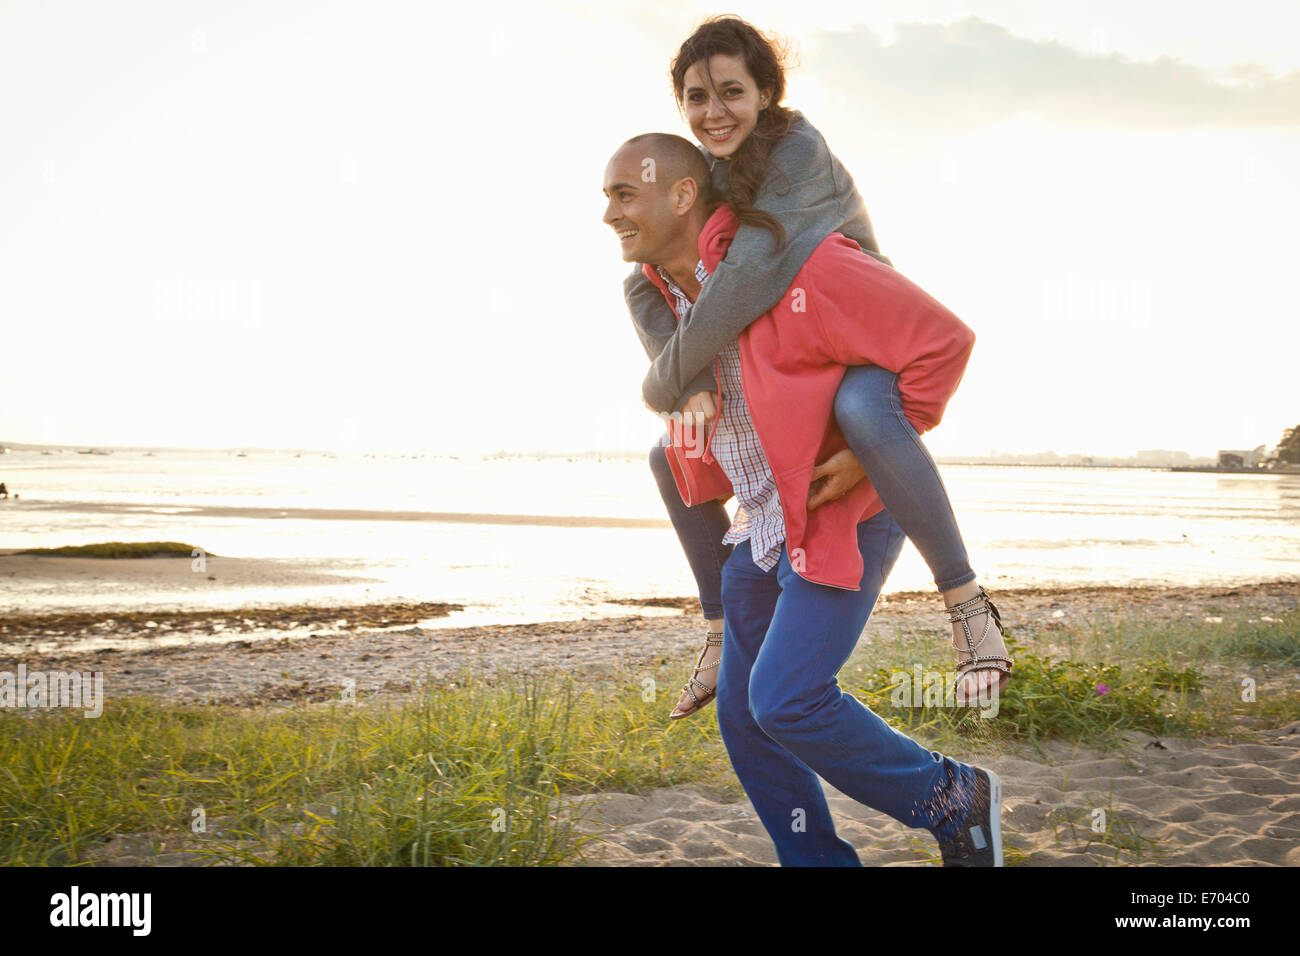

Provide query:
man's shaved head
left=620, top=132, right=714, bottom=203
left=602, top=132, right=715, bottom=269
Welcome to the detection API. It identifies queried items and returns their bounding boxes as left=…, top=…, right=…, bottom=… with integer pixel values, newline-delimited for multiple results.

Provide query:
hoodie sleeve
left=805, top=242, right=976, bottom=435
left=623, top=267, right=719, bottom=409
left=640, top=116, right=888, bottom=413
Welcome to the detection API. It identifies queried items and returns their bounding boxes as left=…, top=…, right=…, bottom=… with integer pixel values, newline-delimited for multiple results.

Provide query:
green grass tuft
left=16, top=541, right=211, bottom=559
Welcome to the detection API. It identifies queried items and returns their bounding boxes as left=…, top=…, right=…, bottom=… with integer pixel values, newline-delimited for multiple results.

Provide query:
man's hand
left=806, top=448, right=867, bottom=511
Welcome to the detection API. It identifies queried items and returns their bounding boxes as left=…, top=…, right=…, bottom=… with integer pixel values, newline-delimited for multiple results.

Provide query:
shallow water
left=1, top=449, right=1296, bottom=625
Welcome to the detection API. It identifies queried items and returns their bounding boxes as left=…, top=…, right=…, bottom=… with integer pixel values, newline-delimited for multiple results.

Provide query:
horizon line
left=0, top=438, right=1230, bottom=463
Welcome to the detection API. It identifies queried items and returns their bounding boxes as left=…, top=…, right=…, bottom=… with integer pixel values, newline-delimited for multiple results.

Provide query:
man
left=601, top=133, right=1004, bottom=866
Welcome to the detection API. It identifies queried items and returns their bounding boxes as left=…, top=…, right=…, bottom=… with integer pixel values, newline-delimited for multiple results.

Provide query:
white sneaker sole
left=986, top=768, right=1003, bottom=867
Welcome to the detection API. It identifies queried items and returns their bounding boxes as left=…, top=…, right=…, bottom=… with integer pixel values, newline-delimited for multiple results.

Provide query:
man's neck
left=659, top=238, right=704, bottom=302
left=657, top=211, right=713, bottom=301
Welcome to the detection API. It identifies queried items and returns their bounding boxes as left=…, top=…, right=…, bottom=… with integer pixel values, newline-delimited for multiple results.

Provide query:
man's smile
left=616, top=227, right=639, bottom=243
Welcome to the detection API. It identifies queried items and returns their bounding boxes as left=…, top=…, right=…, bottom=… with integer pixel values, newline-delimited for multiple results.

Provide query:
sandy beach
left=559, top=723, right=1300, bottom=866
left=78, top=721, right=1300, bottom=867
left=2, top=556, right=1298, bottom=866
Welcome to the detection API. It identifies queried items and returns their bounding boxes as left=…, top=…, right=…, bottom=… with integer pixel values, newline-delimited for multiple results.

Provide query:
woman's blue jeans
left=717, top=513, right=977, bottom=865
left=648, top=364, right=975, bottom=618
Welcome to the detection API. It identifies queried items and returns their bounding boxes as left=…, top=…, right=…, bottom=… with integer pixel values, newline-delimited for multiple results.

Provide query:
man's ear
left=671, top=176, right=699, bottom=217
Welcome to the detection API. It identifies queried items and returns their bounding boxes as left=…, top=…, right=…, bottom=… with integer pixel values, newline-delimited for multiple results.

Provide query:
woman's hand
left=648, top=390, right=717, bottom=424
left=806, top=448, right=867, bottom=511
left=658, top=390, right=718, bottom=454
left=663, top=390, right=718, bottom=436
left=680, top=390, right=718, bottom=423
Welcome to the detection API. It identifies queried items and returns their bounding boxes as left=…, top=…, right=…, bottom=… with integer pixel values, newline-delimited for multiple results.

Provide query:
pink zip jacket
left=646, top=203, right=976, bottom=590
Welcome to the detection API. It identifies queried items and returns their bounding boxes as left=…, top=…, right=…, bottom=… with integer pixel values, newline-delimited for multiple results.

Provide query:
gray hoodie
left=625, top=111, right=892, bottom=413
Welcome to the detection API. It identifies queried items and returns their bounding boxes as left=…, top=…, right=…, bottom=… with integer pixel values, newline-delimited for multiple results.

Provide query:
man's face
left=602, top=145, right=680, bottom=265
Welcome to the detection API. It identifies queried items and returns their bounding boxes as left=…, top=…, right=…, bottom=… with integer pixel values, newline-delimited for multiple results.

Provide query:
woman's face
left=681, top=53, right=771, bottom=159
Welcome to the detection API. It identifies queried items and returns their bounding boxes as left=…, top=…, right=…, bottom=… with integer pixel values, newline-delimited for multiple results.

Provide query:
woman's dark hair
left=670, top=16, right=796, bottom=247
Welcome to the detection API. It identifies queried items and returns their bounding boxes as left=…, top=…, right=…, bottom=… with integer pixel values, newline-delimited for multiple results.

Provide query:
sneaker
left=937, top=767, right=1003, bottom=866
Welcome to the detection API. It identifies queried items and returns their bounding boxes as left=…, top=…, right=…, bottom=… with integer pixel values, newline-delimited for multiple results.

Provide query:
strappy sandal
left=669, top=629, right=723, bottom=720
left=946, top=586, right=1014, bottom=703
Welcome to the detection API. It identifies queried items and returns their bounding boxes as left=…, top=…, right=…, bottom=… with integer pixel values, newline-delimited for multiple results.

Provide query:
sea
left=1, top=448, right=1297, bottom=628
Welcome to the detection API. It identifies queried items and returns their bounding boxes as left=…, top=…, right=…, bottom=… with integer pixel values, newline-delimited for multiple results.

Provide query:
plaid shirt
left=655, top=263, right=786, bottom=571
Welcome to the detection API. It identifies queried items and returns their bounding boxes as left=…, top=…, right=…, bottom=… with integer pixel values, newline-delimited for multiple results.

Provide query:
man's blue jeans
left=649, top=364, right=975, bottom=621
left=716, top=511, right=977, bottom=866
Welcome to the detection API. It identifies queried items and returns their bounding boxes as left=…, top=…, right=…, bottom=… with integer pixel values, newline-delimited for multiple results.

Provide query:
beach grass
left=841, top=607, right=1300, bottom=753
left=15, top=541, right=209, bottom=559
left=0, top=669, right=730, bottom=866
left=0, top=608, right=1295, bottom=866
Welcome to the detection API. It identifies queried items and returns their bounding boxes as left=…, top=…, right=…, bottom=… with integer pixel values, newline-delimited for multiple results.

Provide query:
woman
left=627, top=16, right=1012, bottom=719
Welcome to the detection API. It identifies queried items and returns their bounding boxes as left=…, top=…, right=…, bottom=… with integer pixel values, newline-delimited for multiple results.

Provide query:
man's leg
left=748, top=511, right=978, bottom=848
left=715, top=539, right=860, bottom=865
left=648, top=436, right=733, bottom=715
left=648, top=435, right=732, bottom=621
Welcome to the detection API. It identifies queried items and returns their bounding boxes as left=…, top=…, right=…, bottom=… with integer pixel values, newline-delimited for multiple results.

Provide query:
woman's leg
left=648, top=435, right=734, bottom=714
left=833, top=365, right=973, bottom=591
left=833, top=366, right=1011, bottom=700
left=717, top=513, right=978, bottom=865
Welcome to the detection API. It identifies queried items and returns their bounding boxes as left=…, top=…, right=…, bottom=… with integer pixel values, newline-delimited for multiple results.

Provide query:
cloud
left=809, top=17, right=1300, bottom=129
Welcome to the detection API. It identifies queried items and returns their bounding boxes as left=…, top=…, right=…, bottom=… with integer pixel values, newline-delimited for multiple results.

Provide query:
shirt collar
left=654, top=260, right=709, bottom=296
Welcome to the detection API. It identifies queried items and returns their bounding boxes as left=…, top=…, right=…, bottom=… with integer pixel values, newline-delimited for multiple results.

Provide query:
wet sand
left=0, top=499, right=670, bottom=529
left=1, top=576, right=1295, bottom=708
left=1, top=551, right=377, bottom=596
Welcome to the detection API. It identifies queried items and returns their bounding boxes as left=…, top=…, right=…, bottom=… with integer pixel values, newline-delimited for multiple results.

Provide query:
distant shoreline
left=1168, top=465, right=1300, bottom=475
left=938, top=461, right=1299, bottom=474
left=2, top=442, right=1283, bottom=471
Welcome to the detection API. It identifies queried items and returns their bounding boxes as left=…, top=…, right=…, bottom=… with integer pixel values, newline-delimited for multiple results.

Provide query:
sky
left=2, top=0, right=1297, bottom=457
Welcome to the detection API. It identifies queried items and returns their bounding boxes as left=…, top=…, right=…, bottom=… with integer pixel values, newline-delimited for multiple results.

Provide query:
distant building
left=1135, top=449, right=1191, bottom=466
left=1217, top=445, right=1268, bottom=469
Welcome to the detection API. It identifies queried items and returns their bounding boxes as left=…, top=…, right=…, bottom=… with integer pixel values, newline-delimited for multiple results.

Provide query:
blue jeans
left=648, top=365, right=975, bottom=618
left=717, top=512, right=977, bottom=865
